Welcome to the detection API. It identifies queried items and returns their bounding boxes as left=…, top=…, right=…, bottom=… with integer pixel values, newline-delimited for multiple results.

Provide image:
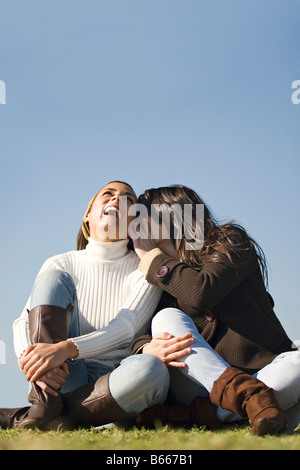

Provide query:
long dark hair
left=138, top=185, right=268, bottom=284
left=77, top=181, right=136, bottom=250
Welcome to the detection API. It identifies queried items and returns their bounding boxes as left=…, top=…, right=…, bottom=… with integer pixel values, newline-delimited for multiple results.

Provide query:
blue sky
left=0, top=0, right=299, bottom=407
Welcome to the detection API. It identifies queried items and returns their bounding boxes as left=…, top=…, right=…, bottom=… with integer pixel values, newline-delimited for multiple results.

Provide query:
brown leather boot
left=16, top=304, right=73, bottom=430
left=191, top=396, right=223, bottom=430
left=136, top=404, right=192, bottom=429
left=136, top=396, right=222, bottom=430
left=210, top=367, right=287, bottom=436
left=59, top=372, right=135, bottom=429
left=0, top=407, right=29, bottom=428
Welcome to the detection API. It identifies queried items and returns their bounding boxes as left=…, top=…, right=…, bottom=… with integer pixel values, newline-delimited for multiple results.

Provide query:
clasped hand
left=18, top=342, right=70, bottom=397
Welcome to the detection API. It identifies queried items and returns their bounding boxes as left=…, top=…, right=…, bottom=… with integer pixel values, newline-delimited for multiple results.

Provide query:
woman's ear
left=83, top=214, right=89, bottom=224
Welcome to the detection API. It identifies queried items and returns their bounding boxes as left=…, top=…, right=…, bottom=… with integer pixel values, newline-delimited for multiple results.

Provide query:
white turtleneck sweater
left=13, top=238, right=162, bottom=369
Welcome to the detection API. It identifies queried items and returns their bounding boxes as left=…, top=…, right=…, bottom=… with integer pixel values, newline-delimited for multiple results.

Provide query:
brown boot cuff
left=210, top=367, right=246, bottom=412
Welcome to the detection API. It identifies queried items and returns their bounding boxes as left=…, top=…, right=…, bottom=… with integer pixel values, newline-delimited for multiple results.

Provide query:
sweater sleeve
left=12, top=296, right=31, bottom=359
left=71, top=276, right=162, bottom=359
left=140, top=248, right=258, bottom=320
left=12, top=256, right=67, bottom=359
left=131, top=335, right=152, bottom=355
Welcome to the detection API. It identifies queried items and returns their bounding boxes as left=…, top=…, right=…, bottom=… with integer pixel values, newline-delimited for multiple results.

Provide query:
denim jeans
left=150, top=308, right=300, bottom=430
left=29, top=269, right=112, bottom=392
left=110, top=307, right=300, bottom=430
left=29, top=270, right=300, bottom=429
left=109, top=308, right=229, bottom=416
left=28, top=269, right=170, bottom=412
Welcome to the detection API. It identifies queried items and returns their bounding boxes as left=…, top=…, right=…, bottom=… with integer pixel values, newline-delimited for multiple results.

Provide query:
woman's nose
left=110, top=193, right=119, bottom=203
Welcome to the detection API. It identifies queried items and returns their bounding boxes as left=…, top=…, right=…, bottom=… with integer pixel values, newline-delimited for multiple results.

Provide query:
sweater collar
left=85, top=237, right=129, bottom=261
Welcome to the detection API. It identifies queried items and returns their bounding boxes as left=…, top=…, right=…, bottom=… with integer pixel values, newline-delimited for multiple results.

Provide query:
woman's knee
left=118, top=354, right=170, bottom=390
left=35, top=269, right=74, bottom=287
left=30, top=269, right=76, bottom=309
left=142, top=353, right=170, bottom=388
left=152, top=308, right=183, bottom=332
left=109, top=354, right=170, bottom=413
left=257, top=351, right=300, bottom=409
left=152, top=307, right=196, bottom=337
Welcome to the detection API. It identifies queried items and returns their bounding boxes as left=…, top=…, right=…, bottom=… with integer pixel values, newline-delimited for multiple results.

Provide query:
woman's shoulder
left=41, top=249, right=85, bottom=270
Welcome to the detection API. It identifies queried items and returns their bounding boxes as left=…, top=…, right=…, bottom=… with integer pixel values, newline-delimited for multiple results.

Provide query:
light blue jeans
left=29, top=269, right=169, bottom=410
left=29, top=270, right=300, bottom=430
left=113, top=308, right=300, bottom=431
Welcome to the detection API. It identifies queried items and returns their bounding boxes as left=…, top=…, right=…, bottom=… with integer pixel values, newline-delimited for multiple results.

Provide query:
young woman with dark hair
left=2, top=183, right=299, bottom=436
left=129, top=185, right=300, bottom=435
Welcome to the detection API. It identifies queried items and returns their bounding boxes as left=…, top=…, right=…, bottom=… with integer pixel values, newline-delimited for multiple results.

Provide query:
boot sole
left=16, top=418, right=45, bottom=430
left=254, top=418, right=287, bottom=437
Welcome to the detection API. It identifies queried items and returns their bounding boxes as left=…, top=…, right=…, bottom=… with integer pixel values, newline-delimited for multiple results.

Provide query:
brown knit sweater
left=132, top=245, right=295, bottom=374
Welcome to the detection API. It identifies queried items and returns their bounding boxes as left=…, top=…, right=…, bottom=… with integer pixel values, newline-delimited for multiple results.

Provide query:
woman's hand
left=143, top=332, right=194, bottom=367
left=36, top=363, right=69, bottom=397
left=19, top=340, right=77, bottom=383
left=129, top=218, right=156, bottom=260
left=132, top=236, right=157, bottom=260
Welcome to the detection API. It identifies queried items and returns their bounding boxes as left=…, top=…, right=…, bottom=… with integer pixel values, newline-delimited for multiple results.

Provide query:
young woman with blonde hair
left=2, top=183, right=299, bottom=436
left=0, top=181, right=166, bottom=429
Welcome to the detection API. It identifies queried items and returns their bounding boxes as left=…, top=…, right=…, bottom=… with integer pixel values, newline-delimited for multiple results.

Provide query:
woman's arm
left=138, top=249, right=258, bottom=317
left=71, top=276, right=162, bottom=358
left=19, top=275, right=162, bottom=381
left=13, top=301, right=31, bottom=360
left=18, top=340, right=77, bottom=383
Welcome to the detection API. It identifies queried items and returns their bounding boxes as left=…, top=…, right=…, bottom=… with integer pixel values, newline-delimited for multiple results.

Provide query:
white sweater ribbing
left=13, top=238, right=162, bottom=369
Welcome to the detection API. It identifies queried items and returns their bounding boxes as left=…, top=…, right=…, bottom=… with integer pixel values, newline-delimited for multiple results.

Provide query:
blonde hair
left=76, top=181, right=136, bottom=250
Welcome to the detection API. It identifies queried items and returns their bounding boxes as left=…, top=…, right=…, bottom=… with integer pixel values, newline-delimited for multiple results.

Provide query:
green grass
left=1, top=425, right=300, bottom=451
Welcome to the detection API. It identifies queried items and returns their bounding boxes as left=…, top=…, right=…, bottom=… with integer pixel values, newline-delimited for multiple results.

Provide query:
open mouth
left=102, top=205, right=120, bottom=218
